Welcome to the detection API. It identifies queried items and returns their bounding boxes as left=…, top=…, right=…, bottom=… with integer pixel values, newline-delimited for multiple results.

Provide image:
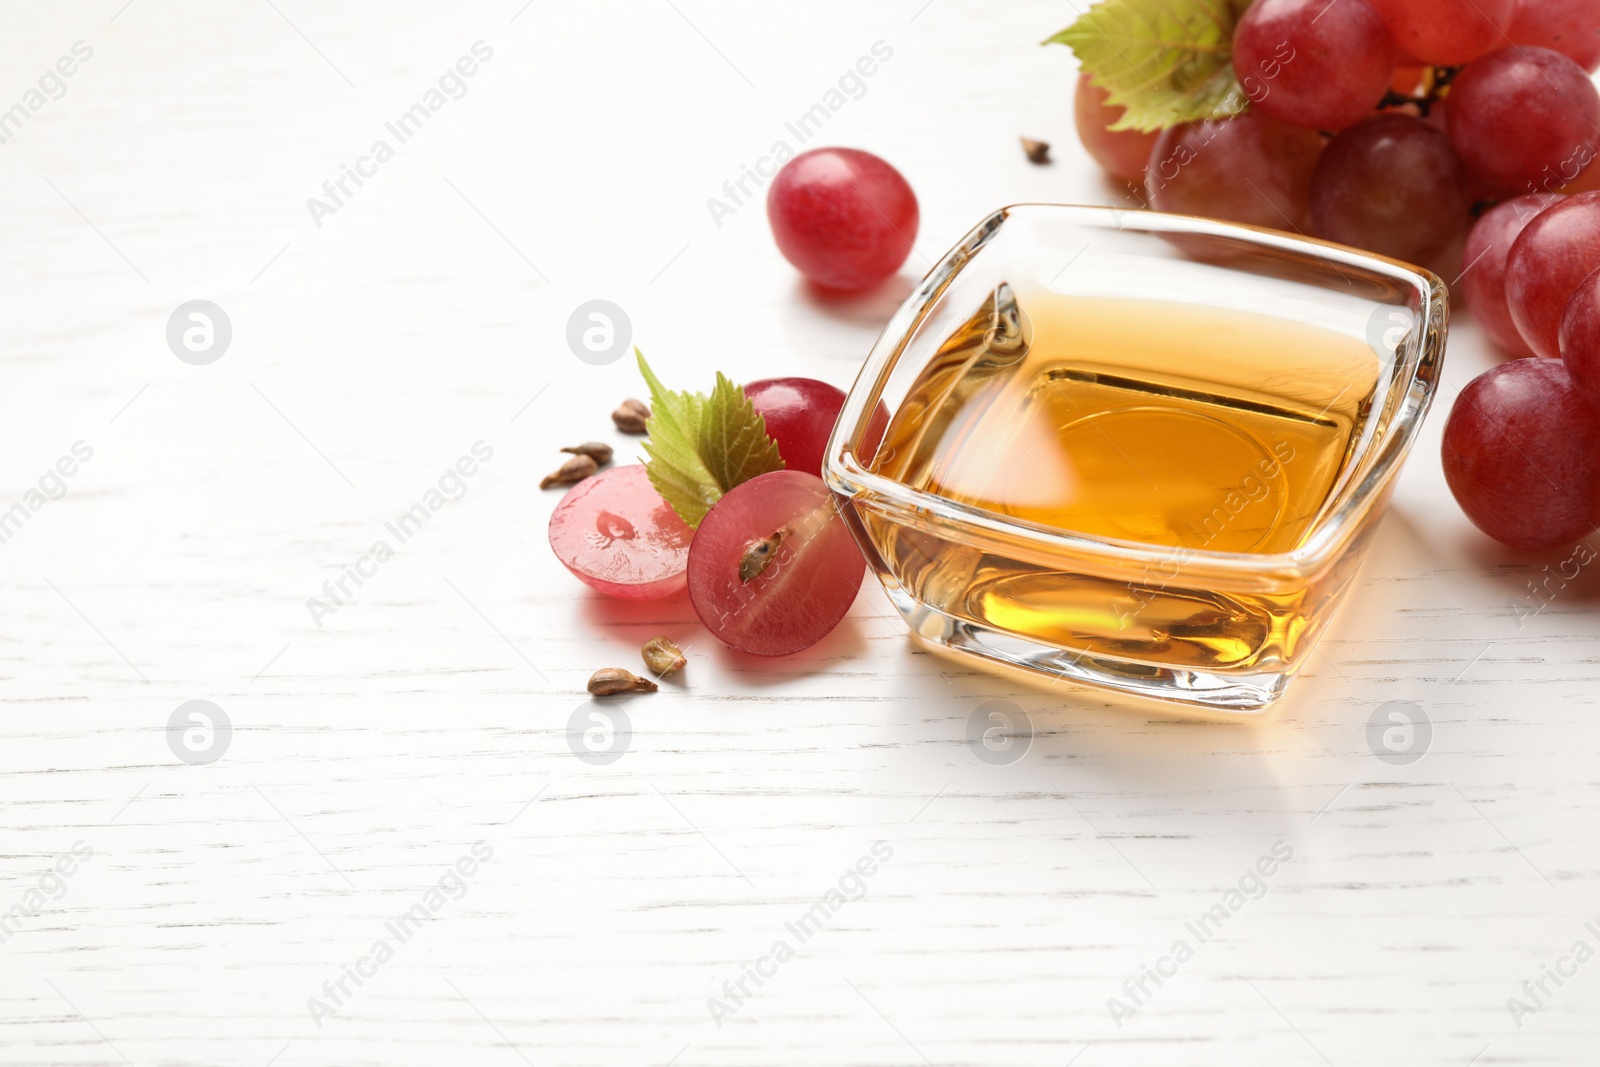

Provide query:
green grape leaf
left=1044, top=0, right=1254, bottom=132
left=636, top=349, right=785, bottom=528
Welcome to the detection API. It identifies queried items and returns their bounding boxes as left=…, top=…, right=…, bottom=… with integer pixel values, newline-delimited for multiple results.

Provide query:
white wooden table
left=3, top=2, right=1598, bottom=1064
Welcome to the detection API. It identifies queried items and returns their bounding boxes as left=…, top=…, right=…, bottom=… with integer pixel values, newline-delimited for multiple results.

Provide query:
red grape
left=1371, top=0, right=1516, bottom=64
left=1442, top=358, right=1600, bottom=548
left=548, top=465, right=692, bottom=600
left=1509, top=0, right=1600, bottom=71
left=1234, top=0, right=1395, bottom=131
left=1309, top=114, right=1468, bottom=263
left=745, top=377, right=842, bottom=479
left=1431, top=93, right=1518, bottom=201
left=745, top=377, right=888, bottom=478
left=1461, top=193, right=1563, bottom=357
left=766, top=148, right=919, bottom=291
left=1145, top=111, right=1325, bottom=231
left=1073, top=73, right=1160, bottom=182
left=1559, top=266, right=1600, bottom=407
left=1506, top=191, right=1600, bottom=358
left=1446, top=46, right=1600, bottom=193
left=687, top=471, right=864, bottom=655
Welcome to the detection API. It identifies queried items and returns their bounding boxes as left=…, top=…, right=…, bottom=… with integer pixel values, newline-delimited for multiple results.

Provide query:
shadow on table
left=791, top=273, right=916, bottom=327
left=574, top=588, right=872, bottom=688
left=1455, top=524, right=1600, bottom=610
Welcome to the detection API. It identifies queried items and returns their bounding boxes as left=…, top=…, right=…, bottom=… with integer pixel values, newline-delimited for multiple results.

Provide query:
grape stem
left=1377, top=65, right=1463, bottom=119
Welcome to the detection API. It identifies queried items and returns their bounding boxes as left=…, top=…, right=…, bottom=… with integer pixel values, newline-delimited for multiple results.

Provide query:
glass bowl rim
left=824, top=203, right=1448, bottom=578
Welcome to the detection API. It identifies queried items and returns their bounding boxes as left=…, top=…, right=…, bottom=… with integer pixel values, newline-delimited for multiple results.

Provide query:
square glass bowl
left=823, top=204, right=1446, bottom=712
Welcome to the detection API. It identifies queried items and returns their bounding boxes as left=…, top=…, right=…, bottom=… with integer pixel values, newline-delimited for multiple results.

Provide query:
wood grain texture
left=2, top=1, right=1599, bottom=1064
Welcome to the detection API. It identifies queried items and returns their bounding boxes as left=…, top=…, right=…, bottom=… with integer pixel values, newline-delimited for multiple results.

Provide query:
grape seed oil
left=858, top=283, right=1382, bottom=674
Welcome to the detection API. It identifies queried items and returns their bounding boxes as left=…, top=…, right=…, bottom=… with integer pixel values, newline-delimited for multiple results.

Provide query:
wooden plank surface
left=2, top=1, right=1598, bottom=1064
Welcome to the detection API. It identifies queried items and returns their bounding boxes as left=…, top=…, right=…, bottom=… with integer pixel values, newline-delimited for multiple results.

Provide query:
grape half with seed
left=687, top=471, right=864, bottom=656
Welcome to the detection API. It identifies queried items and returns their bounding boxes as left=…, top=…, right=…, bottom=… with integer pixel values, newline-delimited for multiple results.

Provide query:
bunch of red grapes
left=1076, top=0, right=1600, bottom=550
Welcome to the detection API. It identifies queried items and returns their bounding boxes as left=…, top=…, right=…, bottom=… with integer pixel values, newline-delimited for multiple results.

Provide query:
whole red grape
left=1309, top=113, right=1467, bottom=263
left=1446, top=46, right=1600, bottom=193
left=1442, top=358, right=1600, bottom=549
left=766, top=148, right=919, bottom=291
left=1461, top=193, right=1563, bottom=358
left=746, top=377, right=845, bottom=479
left=1145, top=111, right=1325, bottom=231
left=1506, top=191, right=1600, bottom=359
left=1371, top=0, right=1516, bottom=64
left=1509, top=0, right=1600, bottom=71
left=1559, top=267, right=1600, bottom=408
left=1233, top=0, right=1395, bottom=131
left=1073, top=74, right=1160, bottom=183
left=745, top=377, right=888, bottom=479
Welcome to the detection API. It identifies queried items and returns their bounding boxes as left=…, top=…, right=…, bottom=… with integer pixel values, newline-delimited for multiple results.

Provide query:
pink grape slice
left=687, top=471, right=864, bottom=656
left=548, top=465, right=692, bottom=600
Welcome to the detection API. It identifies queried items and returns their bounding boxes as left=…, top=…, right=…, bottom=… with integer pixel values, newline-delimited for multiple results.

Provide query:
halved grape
left=1234, top=0, right=1394, bottom=131
left=1073, top=74, right=1160, bottom=183
left=1509, top=0, right=1600, bottom=71
left=1506, top=192, right=1600, bottom=359
left=1372, top=0, right=1516, bottom=64
left=548, top=465, right=692, bottom=600
left=1559, top=267, right=1600, bottom=408
left=1461, top=193, right=1563, bottom=357
left=1310, top=114, right=1467, bottom=264
left=766, top=148, right=919, bottom=292
left=1145, top=111, right=1325, bottom=231
left=1442, top=359, right=1600, bottom=548
left=687, top=471, right=864, bottom=655
left=1446, top=46, right=1600, bottom=192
